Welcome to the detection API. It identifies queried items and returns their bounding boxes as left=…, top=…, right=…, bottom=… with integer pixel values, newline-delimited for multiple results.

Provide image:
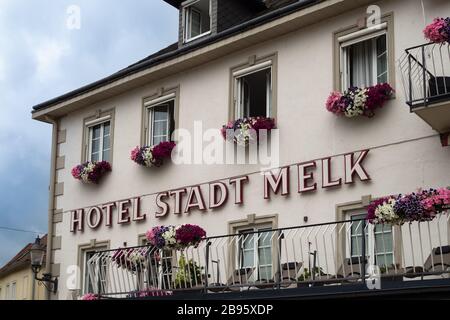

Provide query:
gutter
left=43, top=116, right=58, bottom=300
left=32, top=0, right=319, bottom=113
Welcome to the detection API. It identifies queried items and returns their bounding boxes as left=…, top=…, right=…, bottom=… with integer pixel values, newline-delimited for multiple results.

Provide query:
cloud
left=33, top=38, right=70, bottom=81
left=0, top=0, right=178, bottom=266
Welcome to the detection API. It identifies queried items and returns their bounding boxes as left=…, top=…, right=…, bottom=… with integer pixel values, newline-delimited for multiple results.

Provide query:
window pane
left=190, top=10, right=201, bottom=37
left=92, top=125, right=101, bottom=139
left=103, top=122, right=110, bottom=136
left=91, top=138, right=100, bottom=154
left=153, top=121, right=168, bottom=138
left=153, top=106, right=169, bottom=121
left=91, top=152, right=100, bottom=162
left=259, top=266, right=272, bottom=281
left=376, top=35, right=388, bottom=83
left=102, top=150, right=110, bottom=163
left=376, top=253, right=394, bottom=267
left=258, top=247, right=272, bottom=265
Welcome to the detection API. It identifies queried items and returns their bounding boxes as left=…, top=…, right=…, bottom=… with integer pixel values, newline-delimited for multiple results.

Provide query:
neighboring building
left=32, top=0, right=450, bottom=300
left=0, top=236, right=47, bottom=300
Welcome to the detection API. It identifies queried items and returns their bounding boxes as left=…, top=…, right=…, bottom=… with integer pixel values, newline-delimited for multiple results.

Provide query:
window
left=144, top=95, right=175, bottom=146
left=334, top=14, right=394, bottom=91
left=88, top=121, right=111, bottom=162
left=22, top=276, right=29, bottom=300
left=349, top=213, right=394, bottom=268
left=183, top=0, right=211, bottom=42
left=10, top=282, right=16, bottom=300
left=341, top=33, right=387, bottom=88
left=78, top=241, right=109, bottom=295
left=82, top=109, right=114, bottom=163
left=5, top=285, right=9, bottom=300
left=232, top=58, right=276, bottom=120
left=238, top=228, right=273, bottom=282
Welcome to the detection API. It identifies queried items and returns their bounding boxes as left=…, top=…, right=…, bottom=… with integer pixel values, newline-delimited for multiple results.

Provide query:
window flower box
left=131, top=141, right=176, bottom=168
left=326, top=83, right=393, bottom=118
left=424, top=18, right=450, bottom=44
left=367, top=188, right=450, bottom=225
left=71, top=161, right=111, bottom=184
left=146, top=224, right=206, bottom=251
left=221, top=117, right=276, bottom=147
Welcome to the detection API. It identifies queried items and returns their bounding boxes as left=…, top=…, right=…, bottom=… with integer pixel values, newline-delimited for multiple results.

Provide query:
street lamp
left=30, top=237, right=58, bottom=294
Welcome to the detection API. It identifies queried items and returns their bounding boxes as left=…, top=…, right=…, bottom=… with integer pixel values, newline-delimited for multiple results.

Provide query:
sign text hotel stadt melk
left=70, top=150, right=371, bottom=233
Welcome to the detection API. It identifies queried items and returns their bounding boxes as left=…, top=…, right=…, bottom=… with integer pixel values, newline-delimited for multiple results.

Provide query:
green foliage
left=173, top=254, right=203, bottom=289
left=297, top=267, right=326, bottom=282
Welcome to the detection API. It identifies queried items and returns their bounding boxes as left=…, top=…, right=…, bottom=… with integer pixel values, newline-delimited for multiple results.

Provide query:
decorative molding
left=51, top=264, right=61, bottom=277
left=57, top=130, right=66, bottom=144
left=52, top=236, right=62, bottom=251
left=56, top=156, right=65, bottom=170
left=54, top=183, right=64, bottom=197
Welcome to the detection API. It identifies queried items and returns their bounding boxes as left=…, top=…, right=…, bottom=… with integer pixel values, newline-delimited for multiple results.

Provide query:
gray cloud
left=0, top=0, right=178, bottom=265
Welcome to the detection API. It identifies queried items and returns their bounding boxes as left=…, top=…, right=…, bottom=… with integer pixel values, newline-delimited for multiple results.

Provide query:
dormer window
left=183, top=0, right=211, bottom=43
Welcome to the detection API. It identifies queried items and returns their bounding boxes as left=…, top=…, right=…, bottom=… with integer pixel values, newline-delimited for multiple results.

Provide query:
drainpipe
left=43, top=115, right=58, bottom=300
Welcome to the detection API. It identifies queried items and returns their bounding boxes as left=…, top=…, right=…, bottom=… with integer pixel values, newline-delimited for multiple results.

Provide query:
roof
left=0, top=235, right=47, bottom=278
left=32, top=0, right=318, bottom=114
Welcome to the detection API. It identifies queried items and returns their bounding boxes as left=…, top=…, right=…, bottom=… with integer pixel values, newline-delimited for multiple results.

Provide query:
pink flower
left=326, top=91, right=343, bottom=114
left=81, top=293, right=99, bottom=300
left=130, top=146, right=140, bottom=161
left=424, top=18, right=448, bottom=43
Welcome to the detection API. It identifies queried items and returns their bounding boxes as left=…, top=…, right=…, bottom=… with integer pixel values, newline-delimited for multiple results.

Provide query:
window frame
left=229, top=214, right=279, bottom=282
left=229, top=54, right=278, bottom=121
left=336, top=197, right=401, bottom=270
left=333, top=12, right=395, bottom=92
left=146, top=98, right=175, bottom=147
left=87, top=120, right=111, bottom=163
left=340, top=31, right=388, bottom=89
left=81, top=109, right=115, bottom=164
left=141, top=87, right=179, bottom=147
left=77, top=240, right=110, bottom=296
left=182, top=0, right=212, bottom=43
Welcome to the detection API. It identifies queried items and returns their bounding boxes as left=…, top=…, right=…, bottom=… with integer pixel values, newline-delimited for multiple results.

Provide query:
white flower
left=374, top=198, right=398, bottom=223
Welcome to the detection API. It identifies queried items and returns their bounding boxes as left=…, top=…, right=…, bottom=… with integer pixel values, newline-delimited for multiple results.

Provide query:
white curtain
left=350, top=40, right=373, bottom=88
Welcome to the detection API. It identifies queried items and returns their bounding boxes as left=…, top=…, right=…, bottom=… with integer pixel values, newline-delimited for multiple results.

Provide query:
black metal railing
left=399, top=42, right=450, bottom=109
left=86, top=212, right=450, bottom=299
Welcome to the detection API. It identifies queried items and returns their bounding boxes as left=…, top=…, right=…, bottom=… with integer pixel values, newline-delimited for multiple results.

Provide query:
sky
left=0, top=0, right=178, bottom=266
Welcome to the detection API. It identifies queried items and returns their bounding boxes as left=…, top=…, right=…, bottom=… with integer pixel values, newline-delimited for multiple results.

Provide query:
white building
left=32, top=0, right=450, bottom=300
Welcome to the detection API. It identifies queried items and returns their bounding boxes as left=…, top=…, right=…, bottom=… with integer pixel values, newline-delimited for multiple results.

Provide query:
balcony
left=399, top=42, right=450, bottom=135
left=87, top=213, right=450, bottom=300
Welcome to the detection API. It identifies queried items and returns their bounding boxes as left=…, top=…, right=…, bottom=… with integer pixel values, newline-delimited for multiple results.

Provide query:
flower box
left=146, top=224, right=206, bottom=251
left=71, top=161, right=111, bottom=184
left=131, top=141, right=176, bottom=168
left=367, top=187, right=450, bottom=225
left=424, top=18, right=450, bottom=44
left=326, top=83, right=393, bottom=118
left=221, top=117, right=276, bottom=146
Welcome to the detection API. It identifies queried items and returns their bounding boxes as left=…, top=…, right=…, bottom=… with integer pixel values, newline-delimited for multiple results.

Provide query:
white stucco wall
left=51, top=0, right=450, bottom=299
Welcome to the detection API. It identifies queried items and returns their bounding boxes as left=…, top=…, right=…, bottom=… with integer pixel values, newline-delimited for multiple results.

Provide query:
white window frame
left=144, top=94, right=175, bottom=147
left=86, top=119, right=111, bottom=162
left=183, top=0, right=212, bottom=43
left=349, top=213, right=394, bottom=268
left=10, top=282, right=16, bottom=300
left=236, top=225, right=274, bottom=281
left=233, top=61, right=273, bottom=119
left=339, top=23, right=388, bottom=89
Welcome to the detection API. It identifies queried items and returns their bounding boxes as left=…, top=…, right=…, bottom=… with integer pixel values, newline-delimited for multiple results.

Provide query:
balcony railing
left=87, top=212, right=450, bottom=299
left=399, top=42, right=450, bottom=109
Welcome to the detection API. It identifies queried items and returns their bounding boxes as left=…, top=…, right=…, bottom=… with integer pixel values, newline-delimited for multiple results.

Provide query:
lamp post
left=30, top=237, right=58, bottom=296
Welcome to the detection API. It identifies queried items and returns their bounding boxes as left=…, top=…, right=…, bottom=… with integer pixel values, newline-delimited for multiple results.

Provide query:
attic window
left=183, top=0, right=211, bottom=42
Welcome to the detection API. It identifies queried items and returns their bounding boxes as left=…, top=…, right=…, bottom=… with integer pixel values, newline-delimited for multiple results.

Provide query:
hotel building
left=32, top=0, right=450, bottom=300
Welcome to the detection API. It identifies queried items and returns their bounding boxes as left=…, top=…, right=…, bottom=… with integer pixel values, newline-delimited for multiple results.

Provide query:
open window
left=233, top=60, right=274, bottom=119
left=335, top=15, right=394, bottom=90
left=183, top=0, right=211, bottom=42
left=144, top=94, right=176, bottom=146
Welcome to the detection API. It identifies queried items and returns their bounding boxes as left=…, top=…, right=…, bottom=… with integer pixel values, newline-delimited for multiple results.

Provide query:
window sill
left=184, top=31, right=211, bottom=44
